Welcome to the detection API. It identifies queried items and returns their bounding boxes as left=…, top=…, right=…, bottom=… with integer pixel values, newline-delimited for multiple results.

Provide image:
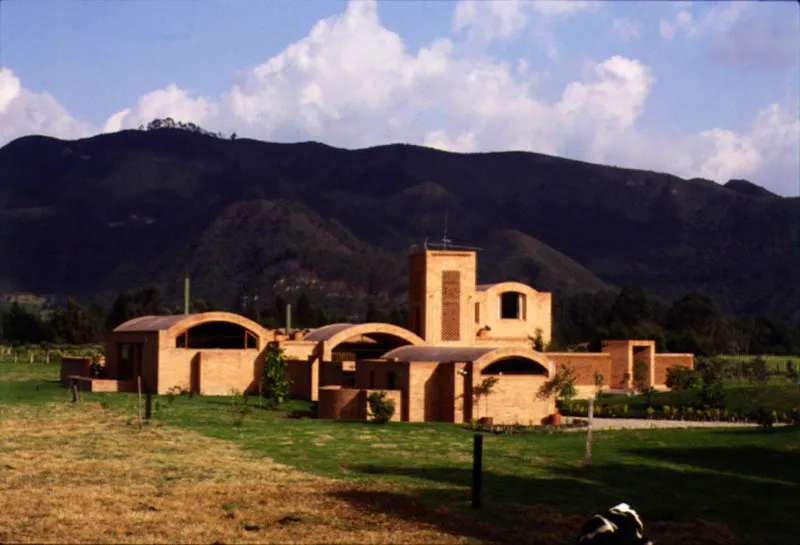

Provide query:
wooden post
left=585, top=398, right=594, bottom=467
left=145, top=392, right=152, bottom=420
left=472, top=434, right=483, bottom=509
left=184, top=276, right=190, bottom=315
left=137, top=376, right=143, bottom=429
left=70, top=380, right=78, bottom=403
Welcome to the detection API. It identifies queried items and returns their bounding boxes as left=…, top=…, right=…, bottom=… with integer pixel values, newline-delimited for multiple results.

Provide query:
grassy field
left=571, top=382, right=800, bottom=419
left=717, top=355, right=800, bottom=372
left=2, top=360, right=799, bottom=544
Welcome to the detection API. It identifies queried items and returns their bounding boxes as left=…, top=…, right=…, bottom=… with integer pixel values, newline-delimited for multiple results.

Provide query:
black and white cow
left=577, top=503, right=654, bottom=545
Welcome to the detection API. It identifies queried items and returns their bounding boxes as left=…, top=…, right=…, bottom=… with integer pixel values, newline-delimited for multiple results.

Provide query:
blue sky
left=1, top=0, right=798, bottom=195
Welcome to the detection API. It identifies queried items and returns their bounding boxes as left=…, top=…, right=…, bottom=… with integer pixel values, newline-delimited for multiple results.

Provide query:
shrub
left=698, top=365, right=726, bottom=408
left=665, top=365, right=697, bottom=390
left=367, top=391, right=395, bottom=424
left=227, top=389, right=250, bottom=427
left=746, top=357, right=770, bottom=385
left=787, top=361, right=799, bottom=382
left=646, top=407, right=655, bottom=419
left=662, top=405, right=671, bottom=419
left=260, top=343, right=292, bottom=409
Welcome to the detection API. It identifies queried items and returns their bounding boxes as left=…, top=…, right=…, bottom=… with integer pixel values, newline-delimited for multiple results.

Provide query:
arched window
left=498, top=292, right=526, bottom=320
left=175, top=321, right=259, bottom=349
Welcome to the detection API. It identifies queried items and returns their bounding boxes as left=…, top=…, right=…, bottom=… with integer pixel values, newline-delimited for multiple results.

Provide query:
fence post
left=585, top=398, right=594, bottom=467
left=472, top=434, right=483, bottom=509
left=137, top=376, right=143, bottom=429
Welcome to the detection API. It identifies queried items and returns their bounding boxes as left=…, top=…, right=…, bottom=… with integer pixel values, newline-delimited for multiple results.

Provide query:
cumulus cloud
left=102, top=84, right=217, bottom=133
left=0, top=67, right=91, bottom=145
left=1, top=0, right=797, bottom=196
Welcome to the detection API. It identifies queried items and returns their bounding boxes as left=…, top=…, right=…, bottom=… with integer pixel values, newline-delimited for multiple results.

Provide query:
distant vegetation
left=137, top=117, right=232, bottom=139
left=1, top=281, right=798, bottom=360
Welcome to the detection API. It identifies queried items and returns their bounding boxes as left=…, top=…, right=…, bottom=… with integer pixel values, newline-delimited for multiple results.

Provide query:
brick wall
left=654, top=354, right=694, bottom=385
left=197, top=350, right=260, bottom=395
left=355, top=360, right=409, bottom=420
left=547, top=353, right=612, bottom=385
left=318, top=386, right=362, bottom=420
left=406, top=362, right=442, bottom=422
left=60, top=357, right=91, bottom=383
left=157, top=347, right=261, bottom=395
left=479, top=374, right=554, bottom=425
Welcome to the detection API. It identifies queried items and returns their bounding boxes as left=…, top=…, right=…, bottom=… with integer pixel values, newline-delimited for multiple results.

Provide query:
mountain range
left=0, top=128, right=797, bottom=323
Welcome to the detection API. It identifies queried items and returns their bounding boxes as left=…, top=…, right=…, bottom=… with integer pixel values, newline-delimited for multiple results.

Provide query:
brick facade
left=654, top=354, right=694, bottom=385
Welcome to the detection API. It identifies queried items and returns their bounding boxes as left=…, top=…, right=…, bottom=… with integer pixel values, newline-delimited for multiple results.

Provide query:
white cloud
left=453, top=0, right=597, bottom=42
left=613, top=18, right=640, bottom=42
left=660, top=3, right=746, bottom=40
left=102, top=84, right=217, bottom=133
left=0, top=67, right=91, bottom=145
left=1, top=0, right=797, bottom=196
left=711, top=16, right=800, bottom=70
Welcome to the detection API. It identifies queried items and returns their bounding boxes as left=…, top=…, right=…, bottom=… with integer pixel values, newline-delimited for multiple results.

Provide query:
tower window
left=499, top=292, right=526, bottom=320
left=474, top=302, right=480, bottom=324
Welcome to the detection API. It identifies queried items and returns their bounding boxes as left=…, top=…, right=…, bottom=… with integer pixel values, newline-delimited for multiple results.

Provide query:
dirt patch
left=0, top=403, right=470, bottom=544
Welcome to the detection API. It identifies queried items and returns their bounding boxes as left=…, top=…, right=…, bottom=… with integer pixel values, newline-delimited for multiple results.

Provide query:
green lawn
left=718, top=355, right=800, bottom=372
left=569, top=382, right=800, bottom=421
left=2, top=360, right=798, bottom=544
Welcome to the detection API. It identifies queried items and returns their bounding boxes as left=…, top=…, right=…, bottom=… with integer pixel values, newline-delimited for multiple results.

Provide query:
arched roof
left=114, top=312, right=266, bottom=338
left=476, top=281, right=542, bottom=294
left=382, top=345, right=554, bottom=377
left=304, top=323, right=424, bottom=360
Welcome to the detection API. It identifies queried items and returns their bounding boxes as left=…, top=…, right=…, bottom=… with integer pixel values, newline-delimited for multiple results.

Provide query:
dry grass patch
left=0, top=403, right=472, bottom=544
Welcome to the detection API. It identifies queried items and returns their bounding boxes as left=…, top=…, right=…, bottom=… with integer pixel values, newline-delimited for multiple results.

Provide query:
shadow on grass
left=336, top=440, right=798, bottom=545
left=629, top=444, right=800, bottom=484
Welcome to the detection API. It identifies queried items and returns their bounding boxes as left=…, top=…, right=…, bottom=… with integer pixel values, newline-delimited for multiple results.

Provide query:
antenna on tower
left=442, top=209, right=452, bottom=249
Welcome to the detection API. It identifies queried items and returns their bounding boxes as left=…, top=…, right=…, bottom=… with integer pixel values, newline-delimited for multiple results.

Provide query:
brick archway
left=304, top=323, right=424, bottom=361
left=473, top=347, right=555, bottom=377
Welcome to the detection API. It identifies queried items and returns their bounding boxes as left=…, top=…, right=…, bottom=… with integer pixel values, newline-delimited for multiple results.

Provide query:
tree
left=365, top=300, right=387, bottom=323
left=295, top=293, right=316, bottom=328
left=51, top=300, right=102, bottom=345
left=0, top=302, right=54, bottom=343
left=105, top=285, right=162, bottom=330
left=472, top=376, right=499, bottom=420
left=609, top=285, right=654, bottom=326
left=593, top=369, right=605, bottom=398
left=259, top=343, right=292, bottom=409
left=537, top=364, right=577, bottom=404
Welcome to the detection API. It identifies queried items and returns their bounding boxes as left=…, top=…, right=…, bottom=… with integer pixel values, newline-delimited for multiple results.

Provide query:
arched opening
left=176, top=321, right=259, bottom=349
left=331, top=333, right=415, bottom=361
left=499, top=292, right=526, bottom=320
left=481, top=357, right=548, bottom=375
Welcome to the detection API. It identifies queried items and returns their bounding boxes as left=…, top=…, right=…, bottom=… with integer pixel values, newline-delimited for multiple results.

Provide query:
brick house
left=66, top=245, right=693, bottom=424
